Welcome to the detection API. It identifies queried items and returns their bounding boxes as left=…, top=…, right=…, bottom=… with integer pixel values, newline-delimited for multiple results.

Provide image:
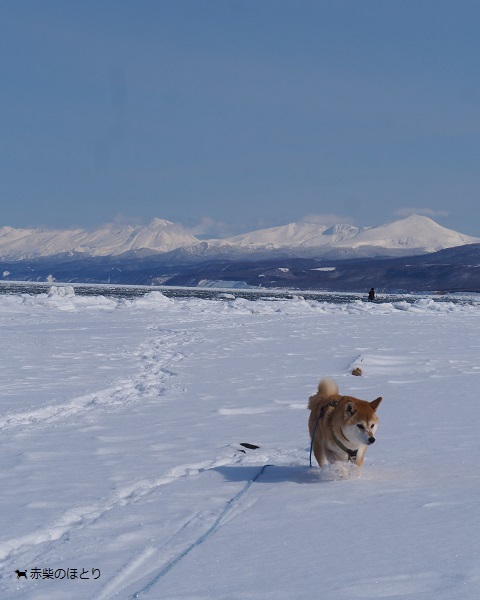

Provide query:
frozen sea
left=0, top=282, right=479, bottom=599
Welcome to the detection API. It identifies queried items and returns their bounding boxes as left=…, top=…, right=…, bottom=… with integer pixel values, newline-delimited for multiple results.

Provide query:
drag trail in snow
left=0, top=287, right=479, bottom=599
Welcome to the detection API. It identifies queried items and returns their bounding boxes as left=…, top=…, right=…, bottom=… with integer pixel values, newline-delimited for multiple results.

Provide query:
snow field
left=0, top=288, right=479, bottom=599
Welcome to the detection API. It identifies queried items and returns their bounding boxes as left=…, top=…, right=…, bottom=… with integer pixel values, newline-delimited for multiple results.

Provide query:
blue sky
left=1, top=1, right=480, bottom=237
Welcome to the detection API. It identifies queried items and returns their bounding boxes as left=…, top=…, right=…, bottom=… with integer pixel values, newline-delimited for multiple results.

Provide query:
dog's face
left=342, top=397, right=382, bottom=446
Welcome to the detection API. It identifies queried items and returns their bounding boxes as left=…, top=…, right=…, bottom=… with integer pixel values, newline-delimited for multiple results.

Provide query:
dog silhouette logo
left=15, top=569, right=28, bottom=579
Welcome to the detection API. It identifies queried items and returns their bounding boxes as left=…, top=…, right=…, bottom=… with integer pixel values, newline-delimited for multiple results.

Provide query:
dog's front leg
left=354, top=446, right=367, bottom=468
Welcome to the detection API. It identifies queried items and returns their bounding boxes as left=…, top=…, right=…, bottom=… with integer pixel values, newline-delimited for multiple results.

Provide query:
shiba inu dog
left=308, top=378, right=382, bottom=469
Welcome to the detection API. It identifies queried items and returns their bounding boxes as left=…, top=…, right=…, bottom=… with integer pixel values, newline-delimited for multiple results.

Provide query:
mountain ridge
left=0, top=215, right=479, bottom=262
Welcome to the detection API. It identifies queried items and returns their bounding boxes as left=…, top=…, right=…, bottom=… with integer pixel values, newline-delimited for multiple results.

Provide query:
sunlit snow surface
left=1, top=285, right=479, bottom=599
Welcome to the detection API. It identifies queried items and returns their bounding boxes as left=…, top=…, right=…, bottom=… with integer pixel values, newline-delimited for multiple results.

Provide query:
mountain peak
left=146, top=217, right=175, bottom=228
left=400, top=213, right=435, bottom=223
left=344, top=214, right=480, bottom=253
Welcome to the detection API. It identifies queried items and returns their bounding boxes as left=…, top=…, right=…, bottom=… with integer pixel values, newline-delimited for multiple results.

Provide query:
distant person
left=368, top=287, right=375, bottom=302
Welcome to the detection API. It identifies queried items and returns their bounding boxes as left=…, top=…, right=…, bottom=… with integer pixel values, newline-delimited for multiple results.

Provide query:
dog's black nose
left=368, top=437, right=376, bottom=444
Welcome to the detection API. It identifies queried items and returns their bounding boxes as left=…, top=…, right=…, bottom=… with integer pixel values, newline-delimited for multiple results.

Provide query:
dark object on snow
left=352, top=367, right=363, bottom=376
left=239, top=442, right=260, bottom=450
left=368, top=287, right=375, bottom=301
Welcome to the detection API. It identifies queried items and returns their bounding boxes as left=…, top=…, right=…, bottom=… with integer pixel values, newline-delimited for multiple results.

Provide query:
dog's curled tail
left=308, top=378, right=339, bottom=410
left=317, top=378, right=338, bottom=397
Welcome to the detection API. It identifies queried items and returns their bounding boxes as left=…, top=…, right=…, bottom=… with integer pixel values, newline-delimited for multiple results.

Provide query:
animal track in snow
left=0, top=329, right=189, bottom=432
left=0, top=452, right=234, bottom=564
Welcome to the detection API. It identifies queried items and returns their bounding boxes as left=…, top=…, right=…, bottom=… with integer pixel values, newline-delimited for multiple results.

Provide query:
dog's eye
left=357, top=424, right=365, bottom=430
left=371, top=424, right=375, bottom=429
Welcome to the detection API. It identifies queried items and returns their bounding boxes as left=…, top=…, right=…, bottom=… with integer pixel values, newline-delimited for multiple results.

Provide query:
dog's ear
left=370, top=397, right=382, bottom=411
left=345, top=401, right=357, bottom=416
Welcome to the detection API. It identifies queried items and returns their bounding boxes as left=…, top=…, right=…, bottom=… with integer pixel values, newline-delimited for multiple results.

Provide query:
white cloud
left=394, top=207, right=449, bottom=218
left=187, top=217, right=234, bottom=238
left=300, top=213, right=356, bottom=226
left=111, top=213, right=143, bottom=226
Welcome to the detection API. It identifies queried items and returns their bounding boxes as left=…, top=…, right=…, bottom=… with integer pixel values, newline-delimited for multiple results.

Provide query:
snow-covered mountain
left=0, top=218, right=198, bottom=259
left=219, top=215, right=480, bottom=253
left=220, top=222, right=361, bottom=248
left=0, top=215, right=478, bottom=261
left=167, top=215, right=480, bottom=262
left=337, top=214, right=480, bottom=252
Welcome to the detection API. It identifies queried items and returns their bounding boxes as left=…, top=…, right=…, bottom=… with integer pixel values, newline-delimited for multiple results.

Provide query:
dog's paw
left=320, top=461, right=361, bottom=481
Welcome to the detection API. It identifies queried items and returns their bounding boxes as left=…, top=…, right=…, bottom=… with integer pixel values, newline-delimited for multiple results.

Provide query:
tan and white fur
left=308, top=378, right=382, bottom=469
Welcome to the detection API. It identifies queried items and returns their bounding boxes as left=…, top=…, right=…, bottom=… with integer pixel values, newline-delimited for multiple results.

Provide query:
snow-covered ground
left=1, top=287, right=479, bottom=599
